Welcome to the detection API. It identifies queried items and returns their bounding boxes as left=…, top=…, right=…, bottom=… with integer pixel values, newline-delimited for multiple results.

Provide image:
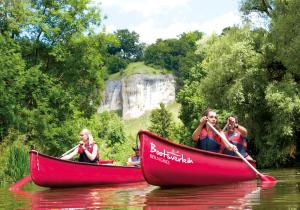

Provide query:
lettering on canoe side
left=149, top=142, right=194, bottom=165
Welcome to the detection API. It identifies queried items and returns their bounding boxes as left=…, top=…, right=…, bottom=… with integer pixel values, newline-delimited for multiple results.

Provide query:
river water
left=1, top=168, right=299, bottom=209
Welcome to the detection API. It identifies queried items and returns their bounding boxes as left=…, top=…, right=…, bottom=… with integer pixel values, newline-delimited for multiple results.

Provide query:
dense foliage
left=144, top=31, right=204, bottom=86
left=0, top=0, right=126, bottom=184
left=106, top=29, right=145, bottom=74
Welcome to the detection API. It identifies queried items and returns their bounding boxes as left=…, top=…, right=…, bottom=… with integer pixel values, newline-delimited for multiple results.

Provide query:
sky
left=92, top=0, right=243, bottom=44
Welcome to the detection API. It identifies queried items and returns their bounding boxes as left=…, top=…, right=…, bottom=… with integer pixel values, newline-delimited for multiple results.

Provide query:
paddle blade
left=260, top=174, right=276, bottom=182
left=259, top=174, right=277, bottom=188
left=9, top=175, right=31, bottom=192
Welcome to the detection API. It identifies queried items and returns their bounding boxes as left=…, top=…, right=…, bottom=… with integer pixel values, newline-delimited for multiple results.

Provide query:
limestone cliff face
left=98, top=74, right=176, bottom=119
left=98, top=80, right=122, bottom=112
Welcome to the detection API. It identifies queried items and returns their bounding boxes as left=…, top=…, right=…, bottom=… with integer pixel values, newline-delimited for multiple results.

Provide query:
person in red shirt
left=61, top=128, right=99, bottom=163
left=192, top=108, right=237, bottom=153
left=223, top=115, right=253, bottom=160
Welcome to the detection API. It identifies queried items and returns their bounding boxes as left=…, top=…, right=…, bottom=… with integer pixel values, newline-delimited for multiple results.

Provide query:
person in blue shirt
left=127, top=146, right=140, bottom=167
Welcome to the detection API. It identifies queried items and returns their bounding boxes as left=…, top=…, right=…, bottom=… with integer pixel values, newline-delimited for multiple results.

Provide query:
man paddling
left=223, top=115, right=253, bottom=160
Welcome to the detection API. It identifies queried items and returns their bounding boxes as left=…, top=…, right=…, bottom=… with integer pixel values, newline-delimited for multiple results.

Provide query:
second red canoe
left=138, top=130, right=256, bottom=187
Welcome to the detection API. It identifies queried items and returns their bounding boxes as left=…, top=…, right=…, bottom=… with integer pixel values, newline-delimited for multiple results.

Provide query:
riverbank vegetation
left=0, top=0, right=299, bottom=185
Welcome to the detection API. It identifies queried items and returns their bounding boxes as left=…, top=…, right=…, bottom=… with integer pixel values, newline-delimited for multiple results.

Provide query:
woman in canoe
left=192, top=108, right=237, bottom=153
left=223, top=115, right=253, bottom=160
left=61, top=128, right=99, bottom=163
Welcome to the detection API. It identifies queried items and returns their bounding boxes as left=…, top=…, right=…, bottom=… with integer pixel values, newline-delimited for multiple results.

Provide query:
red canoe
left=138, top=130, right=257, bottom=187
left=30, top=150, right=145, bottom=187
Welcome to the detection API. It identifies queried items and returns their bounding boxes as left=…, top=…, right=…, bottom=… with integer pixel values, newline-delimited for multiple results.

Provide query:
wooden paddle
left=9, top=175, right=31, bottom=192
left=59, top=144, right=80, bottom=158
left=206, top=121, right=277, bottom=183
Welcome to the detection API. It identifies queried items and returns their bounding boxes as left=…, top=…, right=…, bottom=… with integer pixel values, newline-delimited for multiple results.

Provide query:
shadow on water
left=3, top=168, right=300, bottom=209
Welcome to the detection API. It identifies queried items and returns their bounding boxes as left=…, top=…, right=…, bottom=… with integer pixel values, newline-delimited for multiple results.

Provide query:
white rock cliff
left=98, top=74, right=176, bottom=119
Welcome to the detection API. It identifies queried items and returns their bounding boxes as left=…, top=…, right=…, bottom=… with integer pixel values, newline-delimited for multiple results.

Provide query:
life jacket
left=197, top=128, right=221, bottom=153
left=78, top=143, right=99, bottom=163
left=223, top=130, right=248, bottom=157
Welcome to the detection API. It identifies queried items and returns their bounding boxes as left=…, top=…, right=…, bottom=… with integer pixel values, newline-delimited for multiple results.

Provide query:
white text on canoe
left=150, top=142, right=194, bottom=165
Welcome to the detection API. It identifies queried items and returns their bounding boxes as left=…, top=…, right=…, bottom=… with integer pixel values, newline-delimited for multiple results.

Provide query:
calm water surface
left=1, top=168, right=299, bottom=209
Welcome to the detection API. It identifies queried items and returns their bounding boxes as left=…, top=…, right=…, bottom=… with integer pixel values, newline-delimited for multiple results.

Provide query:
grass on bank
left=108, top=62, right=171, bottom=81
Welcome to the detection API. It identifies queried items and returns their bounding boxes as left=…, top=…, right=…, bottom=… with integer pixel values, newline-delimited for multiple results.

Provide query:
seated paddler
left=192, top=108, right=237, bottom=153
left=61, top=128, right=99, bottom=163
left=223, top=115, right=253, bottom=160
left=127, top=145, right=141, bottom=167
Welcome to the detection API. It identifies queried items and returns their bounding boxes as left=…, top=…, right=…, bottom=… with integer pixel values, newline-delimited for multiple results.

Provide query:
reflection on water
left=1, top=168, right=299, bottom=209
left=11, top=182, right=153, bottom=209
left=145, top=181, right=259, bottom=209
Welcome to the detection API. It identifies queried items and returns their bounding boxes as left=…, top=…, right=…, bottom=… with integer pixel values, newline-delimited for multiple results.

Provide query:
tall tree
left=109, top=29, right=144, bottom=60
left=144, top=31, right=203, bottom=86
left=148, top=103, right=173, bottom=139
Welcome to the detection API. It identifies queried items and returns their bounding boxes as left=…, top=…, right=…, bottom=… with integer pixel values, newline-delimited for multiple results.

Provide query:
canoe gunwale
left=29, top=150, right=137, bottom=169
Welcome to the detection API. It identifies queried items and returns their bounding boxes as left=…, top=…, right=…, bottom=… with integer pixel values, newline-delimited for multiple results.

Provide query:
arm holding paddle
left=218, top=131, right=238, bottom=152
left=61, top=143, right=99, bottom=162
left=227, top=116, right=248, bottom=137
left=83, top=143, right=98, bottom=161
left=192, top=116, right=207, bottom=141
left=61, top=128, right=99, bottom=163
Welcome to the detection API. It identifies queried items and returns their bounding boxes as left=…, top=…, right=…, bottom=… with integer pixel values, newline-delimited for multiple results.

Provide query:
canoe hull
left=139, top=130, right=257, bottom=187
left=30, top=150, right=144, bottom=187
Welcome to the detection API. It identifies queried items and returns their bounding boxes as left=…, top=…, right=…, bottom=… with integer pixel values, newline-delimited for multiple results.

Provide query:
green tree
left=105, top=29, right=145, bottom=73
left=96, top=112, right=126, bottom=147
left=148, top=103, right=174, bottom=139
left=144, top=31, right=203, bottom=86
left=109, top=29, right=144, bottom=60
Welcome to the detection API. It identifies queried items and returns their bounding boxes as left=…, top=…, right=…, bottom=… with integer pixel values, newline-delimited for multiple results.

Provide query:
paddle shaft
left=206, top=121, right=262, bottom=176
left=60, top=144, right=79, bottom=158
left=222, top=123, right=228, bottom=131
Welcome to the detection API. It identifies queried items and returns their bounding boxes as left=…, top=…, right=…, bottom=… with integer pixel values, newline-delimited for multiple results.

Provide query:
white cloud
left=130, top=11, right=241, bottom=44
left=92, top=0, right=242, bottom=44
left=199, top=11, right=241, bottom=34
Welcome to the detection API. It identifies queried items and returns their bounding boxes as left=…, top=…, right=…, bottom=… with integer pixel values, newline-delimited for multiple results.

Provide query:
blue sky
left=92, top=0, right=243, bottom=44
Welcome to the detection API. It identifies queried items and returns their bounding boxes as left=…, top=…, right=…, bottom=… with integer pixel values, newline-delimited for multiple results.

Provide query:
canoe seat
left=98, top=160, right=114, bottom=165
